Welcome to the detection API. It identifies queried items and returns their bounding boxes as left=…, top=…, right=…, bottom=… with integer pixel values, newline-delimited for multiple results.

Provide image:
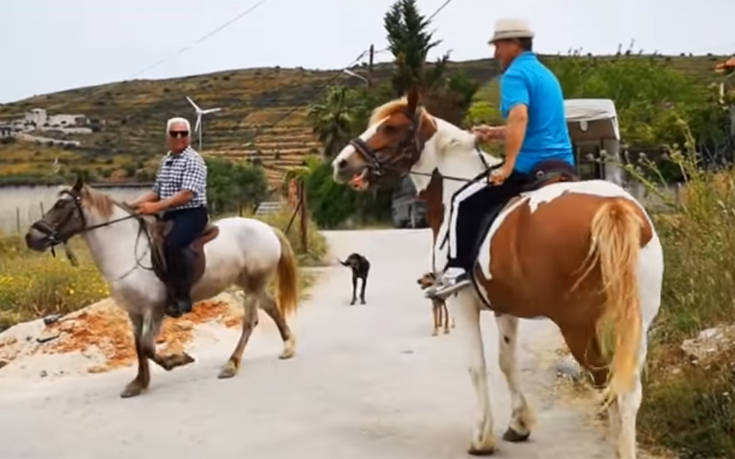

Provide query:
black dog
left=338, top=253, right=370, bottom=305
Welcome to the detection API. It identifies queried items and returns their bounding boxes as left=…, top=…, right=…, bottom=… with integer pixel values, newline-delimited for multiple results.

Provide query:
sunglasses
left=169, top=130, right=189, bottom=139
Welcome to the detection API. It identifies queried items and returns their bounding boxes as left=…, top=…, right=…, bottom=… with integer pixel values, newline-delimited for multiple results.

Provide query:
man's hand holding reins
left=135, top=201, right=161, bottom=215
left=472, top=125, right=506, bottom=142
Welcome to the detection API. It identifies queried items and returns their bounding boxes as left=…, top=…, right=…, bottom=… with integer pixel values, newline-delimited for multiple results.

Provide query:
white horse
left=332, top=91, right=663, bottom=458
left=26, top=178, right=300, bottom=398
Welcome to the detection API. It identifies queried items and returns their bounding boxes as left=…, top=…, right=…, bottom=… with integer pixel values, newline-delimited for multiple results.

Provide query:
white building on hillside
left=24, top=108, right=48, bottom=127
left=47, top=113, right=88, bottom=127
left=0, top=125, right=13, bottom=138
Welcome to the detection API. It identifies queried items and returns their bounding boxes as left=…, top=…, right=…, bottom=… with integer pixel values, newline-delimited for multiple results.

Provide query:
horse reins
left=32, top=190, right=155, bottom=277
left=347, top=109, right=497, bottom=184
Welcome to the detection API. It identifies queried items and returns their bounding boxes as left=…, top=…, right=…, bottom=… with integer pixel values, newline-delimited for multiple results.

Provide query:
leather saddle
left=521, top=159, right=580, bottom=192
left=149, top=221, right=220, bottom=284
left=468, top=160, right=580, bottom=268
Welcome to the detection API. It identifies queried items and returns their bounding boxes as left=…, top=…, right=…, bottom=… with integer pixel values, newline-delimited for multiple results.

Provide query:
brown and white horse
left=332, top=90, right=663, bottom=459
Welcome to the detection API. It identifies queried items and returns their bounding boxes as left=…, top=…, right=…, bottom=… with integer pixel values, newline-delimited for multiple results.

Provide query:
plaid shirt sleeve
left=152, top=159, right=164, bottom=196
left=180, top=154, right=207, bottom=196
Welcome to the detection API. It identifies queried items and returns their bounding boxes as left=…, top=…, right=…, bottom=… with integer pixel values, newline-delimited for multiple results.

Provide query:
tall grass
left=0, top=235, right=109, bottom=331
left=624, top=122, right=735, bottom=458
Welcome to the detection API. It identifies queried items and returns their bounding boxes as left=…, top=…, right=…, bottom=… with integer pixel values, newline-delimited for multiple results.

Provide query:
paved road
left=0, top=229, right=613, bottom=459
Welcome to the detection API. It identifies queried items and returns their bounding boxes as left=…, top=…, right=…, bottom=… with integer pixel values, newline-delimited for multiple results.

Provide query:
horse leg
left=121, top=312, right=151, bottom=398
left=145, top=309, right=195, bottom=371
left=615, top=247, right=662, bottom=459
left=120, top=310, right=193, bottom=397
left=219, top=290, right=259, bottom=379
left=452, top=290, right=495, bottom=455
left=613, top=340, right=645, bottom=459
left=259, top=291, right=296, bottom=360
left=495, top=313, right=536, bottom=442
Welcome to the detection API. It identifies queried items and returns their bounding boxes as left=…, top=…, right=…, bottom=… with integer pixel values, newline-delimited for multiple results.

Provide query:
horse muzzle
left=25, top=225, right=57, bottom=251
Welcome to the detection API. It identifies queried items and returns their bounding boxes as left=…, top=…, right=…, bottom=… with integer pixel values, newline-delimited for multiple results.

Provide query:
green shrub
left=624, top=123, right=735, bottom=458
left=206, top=157, right=268, bottom=215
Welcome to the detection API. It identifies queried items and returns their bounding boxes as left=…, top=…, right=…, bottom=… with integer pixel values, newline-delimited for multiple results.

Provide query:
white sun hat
left=488, top=18, right=535, bottom=44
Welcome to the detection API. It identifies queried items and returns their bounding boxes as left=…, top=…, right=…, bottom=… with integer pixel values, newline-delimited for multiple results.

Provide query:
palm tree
left=308, top=86, right=363, bottom=158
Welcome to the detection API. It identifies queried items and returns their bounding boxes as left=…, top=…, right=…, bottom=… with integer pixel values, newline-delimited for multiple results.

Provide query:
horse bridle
left=30, top=189, right=154, bottom=275
left=30, top=189, right=141, bottom=247
left=347, top=109, right=495, bottom=184
left=348, top=109, right=424, bottom=181
left=30, top=190, right=89, bottom=247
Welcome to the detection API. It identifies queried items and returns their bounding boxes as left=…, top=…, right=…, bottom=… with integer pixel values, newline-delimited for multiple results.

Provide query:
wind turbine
left=186, top=96, right=221, bottom=151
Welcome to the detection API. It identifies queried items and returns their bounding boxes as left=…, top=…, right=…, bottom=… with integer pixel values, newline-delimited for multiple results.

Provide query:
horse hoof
left=360, top=300, right=366, bottom=305
left=502, top=427, right=530, bottom=442
left=432, top=329, right=439, bottom=337
left=467, top=446, right=495, bottom=456
left=218, top=361, right=238, bottom=379
left=279, top=337, right=296, bottom=360
left=181, top=352, right=195, bottom=365
left=467, top=430, right=496, bottom=456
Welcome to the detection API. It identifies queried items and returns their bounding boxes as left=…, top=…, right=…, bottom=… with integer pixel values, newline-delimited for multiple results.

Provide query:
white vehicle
left=564, top=98, right=626, bottom=185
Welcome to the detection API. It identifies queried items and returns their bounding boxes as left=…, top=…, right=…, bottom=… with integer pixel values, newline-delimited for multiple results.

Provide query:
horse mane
left=80, top=186, right=115, bottom=219
left=369, top=97, right=431, bottom=127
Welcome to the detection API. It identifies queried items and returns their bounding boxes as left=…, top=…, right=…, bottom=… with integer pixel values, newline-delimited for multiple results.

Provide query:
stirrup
left=425, top=278, right=471, bottom=300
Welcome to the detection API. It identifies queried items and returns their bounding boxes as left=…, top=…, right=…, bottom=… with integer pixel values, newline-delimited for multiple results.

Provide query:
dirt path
left=0, top=229, right=614, bottom=459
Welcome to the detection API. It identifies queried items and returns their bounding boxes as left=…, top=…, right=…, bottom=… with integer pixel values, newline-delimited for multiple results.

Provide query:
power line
left=374, top=0, right=455, bottom=58
left=427, top=0, right=453, bottom=21
left=248, top=45, right=378, bottom=135
left=131, top=0, right=268, bottom=78
left=246, top=0, right=457, bottom=155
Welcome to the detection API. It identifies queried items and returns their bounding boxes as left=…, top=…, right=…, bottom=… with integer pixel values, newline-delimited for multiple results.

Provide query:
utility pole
left=299, top=180, right=308, bottom=252
left=368, top=44, right=374, bottom=89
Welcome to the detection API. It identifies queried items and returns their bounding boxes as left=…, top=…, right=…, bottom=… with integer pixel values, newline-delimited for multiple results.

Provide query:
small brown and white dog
left=417, top=272, right=455, bottom=336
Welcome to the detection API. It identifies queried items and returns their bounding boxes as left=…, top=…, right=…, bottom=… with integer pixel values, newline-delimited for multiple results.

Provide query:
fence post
left=16, top=207, right=21, bottom=234
left=299, top=180, right=308, bottom=252
left=40, top=201, right=45, bottom=216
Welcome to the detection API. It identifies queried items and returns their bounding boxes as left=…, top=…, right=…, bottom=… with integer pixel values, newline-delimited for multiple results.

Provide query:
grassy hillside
left=0, top=55, right=726, bottom=188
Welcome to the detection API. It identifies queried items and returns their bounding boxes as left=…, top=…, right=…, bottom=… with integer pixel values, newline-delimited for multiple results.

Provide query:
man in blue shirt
left=428, top=18, right=575, bottom=299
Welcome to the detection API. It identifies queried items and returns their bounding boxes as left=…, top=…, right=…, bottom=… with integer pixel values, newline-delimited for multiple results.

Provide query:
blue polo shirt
left=500, top=52, right=574, bottom=174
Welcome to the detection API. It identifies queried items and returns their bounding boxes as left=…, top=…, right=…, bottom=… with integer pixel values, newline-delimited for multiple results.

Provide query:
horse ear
left=406, top=87, right=419, bottom=115
left=72, top=175, right=84, bottom=192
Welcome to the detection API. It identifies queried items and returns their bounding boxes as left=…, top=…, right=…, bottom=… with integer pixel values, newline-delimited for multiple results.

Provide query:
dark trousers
left=447, top=171, right=530, bottom=271
left=163, top=206, right=208, bottom=252
left=161, top=206, right=208, bottom=306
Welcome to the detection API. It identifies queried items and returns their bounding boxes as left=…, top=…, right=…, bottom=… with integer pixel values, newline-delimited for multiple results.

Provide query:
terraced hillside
left=0, top=55, right=726, bottom=188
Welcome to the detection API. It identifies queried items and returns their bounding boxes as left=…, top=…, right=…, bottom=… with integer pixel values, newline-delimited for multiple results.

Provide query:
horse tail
left=273, top=228, right=299, bottom=317
left=577, top=198, right=644, bottom=402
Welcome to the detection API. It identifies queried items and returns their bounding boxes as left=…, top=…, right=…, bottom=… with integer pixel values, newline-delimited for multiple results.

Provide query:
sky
left=2, top=0, right=735, bottom=103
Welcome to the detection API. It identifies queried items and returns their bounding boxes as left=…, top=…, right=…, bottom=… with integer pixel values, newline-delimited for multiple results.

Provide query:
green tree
left=384, top=0, right=448, bottom=95
left=545, top=56, right=711, bottom=149
left=307, top=86, right=365, bottom=158
left=205, top=158, right=268, bottom=215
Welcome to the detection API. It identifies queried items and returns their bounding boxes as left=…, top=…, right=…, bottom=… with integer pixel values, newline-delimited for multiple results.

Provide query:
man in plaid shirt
left=131, top=117, right=208, bottom=318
